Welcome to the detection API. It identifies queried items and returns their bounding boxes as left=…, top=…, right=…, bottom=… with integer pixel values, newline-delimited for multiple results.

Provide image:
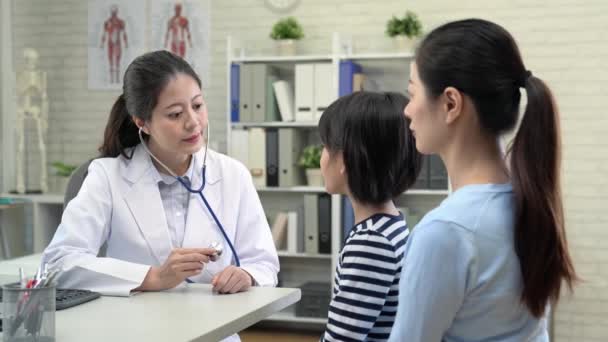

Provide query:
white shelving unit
left=405, top=189, right=449, bottom=196
left=256, top=186, right=326, bottom=193
left=225, top=34, right=449, bottom=329
left=338, top=52, right=415, bottom=60
left=277, top=251, right=332, bottom=259
left=267, top=312, right=327, bottom=325
left=231, top=121, right=318, bottom=128
left=231, top=55, right=333, bottom=63
left=0, top=193, right=64, bottom=253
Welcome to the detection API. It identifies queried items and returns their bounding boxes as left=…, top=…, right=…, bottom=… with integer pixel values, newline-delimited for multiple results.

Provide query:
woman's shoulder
left=89, top=149, right=132, bottom=171
left=411, top=185, right=515, bottom=253
left=421, top=185, right=513, bottom=231
left=87, top=147, right=142, bottom=181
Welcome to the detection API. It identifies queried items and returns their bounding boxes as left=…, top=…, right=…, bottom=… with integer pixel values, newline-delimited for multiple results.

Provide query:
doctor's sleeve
left=388, top=220, right=476, bottom=342
left=233, top=164, right=279, bottom=287
left=42, top=160, right=150, bottom=296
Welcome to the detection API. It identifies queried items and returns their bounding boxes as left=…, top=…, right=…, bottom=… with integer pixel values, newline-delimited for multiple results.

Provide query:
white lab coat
left=42, top=144, right=279, bottom=298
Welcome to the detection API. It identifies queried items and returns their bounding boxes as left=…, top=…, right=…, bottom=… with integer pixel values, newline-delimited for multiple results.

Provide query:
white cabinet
left=0, top=193, right=63, bottom=254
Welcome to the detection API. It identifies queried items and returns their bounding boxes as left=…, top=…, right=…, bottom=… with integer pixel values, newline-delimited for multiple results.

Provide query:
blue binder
left=338, top=60, right=362, bottom=96
left=230, top=63, right=240, bottom=122
left=338, top=60, right=362, bottom=245
left=341, top=196, right=355, bottom=247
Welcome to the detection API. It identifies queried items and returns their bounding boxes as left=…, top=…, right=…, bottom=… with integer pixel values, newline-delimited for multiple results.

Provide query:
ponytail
left=509, top=75, right=577, bottom=317
left=98, top=94, right=140, bottom=158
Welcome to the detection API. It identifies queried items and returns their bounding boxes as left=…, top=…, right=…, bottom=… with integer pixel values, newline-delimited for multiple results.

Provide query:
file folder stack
left=295, top=63, right=337, bottom=123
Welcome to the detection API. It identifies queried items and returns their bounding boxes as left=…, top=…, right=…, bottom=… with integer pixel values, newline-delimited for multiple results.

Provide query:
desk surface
left=0, top=255, right=301, bottom=341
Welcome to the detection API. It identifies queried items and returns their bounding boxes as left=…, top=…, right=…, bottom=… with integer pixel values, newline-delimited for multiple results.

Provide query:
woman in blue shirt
left=389, top=19, right=577, bottom=341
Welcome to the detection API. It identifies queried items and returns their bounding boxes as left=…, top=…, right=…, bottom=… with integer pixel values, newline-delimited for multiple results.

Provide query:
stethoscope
left=138, top=124, right=241, bottom=269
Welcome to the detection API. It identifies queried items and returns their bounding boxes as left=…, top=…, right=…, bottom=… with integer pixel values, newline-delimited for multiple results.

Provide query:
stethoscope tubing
left=137, top=125, right=241, bottom=269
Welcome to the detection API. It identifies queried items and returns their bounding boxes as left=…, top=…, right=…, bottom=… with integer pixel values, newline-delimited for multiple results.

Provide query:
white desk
left=0, top=255, right=301, bottom=341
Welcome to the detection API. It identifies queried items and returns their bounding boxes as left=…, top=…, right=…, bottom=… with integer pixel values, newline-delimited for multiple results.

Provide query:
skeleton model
left=15, top=48, right=48, bottom=194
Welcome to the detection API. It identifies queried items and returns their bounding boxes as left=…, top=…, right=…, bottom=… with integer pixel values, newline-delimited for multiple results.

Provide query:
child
left=319, top=91, right=422, bottom=341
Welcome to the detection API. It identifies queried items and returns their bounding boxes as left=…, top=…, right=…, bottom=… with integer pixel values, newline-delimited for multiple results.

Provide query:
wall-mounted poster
left=150, top=0, right=211, bottom=86
left=88, top=0, right=146, bottom=90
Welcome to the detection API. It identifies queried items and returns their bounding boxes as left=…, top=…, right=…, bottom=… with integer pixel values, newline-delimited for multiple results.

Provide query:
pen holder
left=2, top=284, right=55, bottom=342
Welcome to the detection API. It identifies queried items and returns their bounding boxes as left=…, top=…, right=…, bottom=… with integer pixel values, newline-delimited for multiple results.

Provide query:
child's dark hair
left=416, top=19, right=576, bottom=317
left=98, top=50, right=202, bottom=158
left=319, top=91, right=422, bottom=205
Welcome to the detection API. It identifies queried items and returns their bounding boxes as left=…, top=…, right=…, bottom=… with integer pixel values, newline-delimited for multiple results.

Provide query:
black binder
left=318, top=194, right=332, bottom=254
left=265, top=128, right=279, bottom=187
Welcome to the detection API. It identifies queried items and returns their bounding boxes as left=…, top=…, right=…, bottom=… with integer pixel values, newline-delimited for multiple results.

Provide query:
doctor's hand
left=139, top=248, right=216, bottom=291
left=212, top=266, right=254, bottom=294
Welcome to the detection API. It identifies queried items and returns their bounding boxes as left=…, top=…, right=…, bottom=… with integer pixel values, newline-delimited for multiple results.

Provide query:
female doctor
left=42, top=50, right=279, bottom=297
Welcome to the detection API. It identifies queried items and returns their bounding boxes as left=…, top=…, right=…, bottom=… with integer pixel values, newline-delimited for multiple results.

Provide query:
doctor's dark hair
left=98, top=50, right=202, bottom=158
left=415, top=19, right=576, bottom=317
left=319, top=91, right=422, bottom=205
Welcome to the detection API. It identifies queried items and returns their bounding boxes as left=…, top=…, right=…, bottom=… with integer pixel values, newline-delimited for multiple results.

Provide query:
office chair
left=63, top=159, right=93, bottom=211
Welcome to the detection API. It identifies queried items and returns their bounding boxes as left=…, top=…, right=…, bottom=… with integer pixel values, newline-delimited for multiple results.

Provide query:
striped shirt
left=322, top=213, right=409, bottom=342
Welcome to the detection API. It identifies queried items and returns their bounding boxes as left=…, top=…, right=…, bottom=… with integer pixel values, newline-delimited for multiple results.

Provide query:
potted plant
left=51, top=161, right=77, bottom=194
left=270, top=17, right=304, bottom=56
left=386, top=11, right=423, bottom=52
left=297, top=145, right=323, bottom=187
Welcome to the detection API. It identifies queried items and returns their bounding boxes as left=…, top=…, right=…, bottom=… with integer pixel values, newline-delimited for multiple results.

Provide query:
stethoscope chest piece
left=209, top=241, right=223, bottom=262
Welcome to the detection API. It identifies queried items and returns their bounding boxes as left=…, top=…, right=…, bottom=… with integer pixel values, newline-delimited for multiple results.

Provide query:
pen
left=19, top=267, right=26, bottom=288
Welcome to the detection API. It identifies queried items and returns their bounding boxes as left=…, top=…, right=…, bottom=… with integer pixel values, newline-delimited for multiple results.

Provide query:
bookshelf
left=231, top=55, right=333, bottom=63
left=0, top=193, right=64, bottom=254
left=231, top=121, right=318, bottom=128
left=338, top=52, right=415, bottom=60
left=256, top=186, right=327, bottom=193
left=225, top=34, right=449, bottom=328
left=267, top=310, right=327, bottom=325
left=276, top=251, right=332, bottom=259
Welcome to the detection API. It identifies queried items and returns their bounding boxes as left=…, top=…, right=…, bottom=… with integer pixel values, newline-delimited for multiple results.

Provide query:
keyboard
left=0, top=288, right=101, bottom=310
left=54, top=288, right=101, bottom=310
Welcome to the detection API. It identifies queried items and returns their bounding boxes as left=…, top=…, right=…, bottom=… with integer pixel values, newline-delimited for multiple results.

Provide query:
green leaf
left=386, top=11, right=423, bottom=38
left=270, top=17, right=304, bottom=40
left=297, top=145, right=322, bottom=169
left=51, top=161, right=77, bottom=177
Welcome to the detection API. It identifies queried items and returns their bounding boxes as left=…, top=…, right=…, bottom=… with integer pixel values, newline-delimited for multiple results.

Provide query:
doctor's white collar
left=122, top=144, right=222, bottom=185
left=152, top=153, right=196, bottom=186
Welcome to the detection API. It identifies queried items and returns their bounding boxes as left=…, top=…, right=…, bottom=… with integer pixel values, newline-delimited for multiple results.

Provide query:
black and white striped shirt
left=322, top=213, right=409, bottom=342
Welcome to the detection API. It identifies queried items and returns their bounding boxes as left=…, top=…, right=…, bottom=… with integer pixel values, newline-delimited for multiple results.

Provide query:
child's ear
left=442, top=86, right=463, bottom=125
left=338, top=152, right=346, bottom=175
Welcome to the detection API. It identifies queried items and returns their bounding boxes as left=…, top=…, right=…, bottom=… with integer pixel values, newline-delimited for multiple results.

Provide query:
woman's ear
left=442, top=86, right=463, bottom=125
left=132, top=117, right=148, bottom=134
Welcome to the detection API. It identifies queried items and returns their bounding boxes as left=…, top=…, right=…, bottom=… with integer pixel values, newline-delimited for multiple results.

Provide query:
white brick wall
left=6, top=0, right=608, bottom=340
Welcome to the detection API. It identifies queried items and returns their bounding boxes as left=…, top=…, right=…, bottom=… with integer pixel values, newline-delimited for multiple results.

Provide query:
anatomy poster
left=88, top=0, right=146, bottom=90
left=150, top=0, right=211, bottom=86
